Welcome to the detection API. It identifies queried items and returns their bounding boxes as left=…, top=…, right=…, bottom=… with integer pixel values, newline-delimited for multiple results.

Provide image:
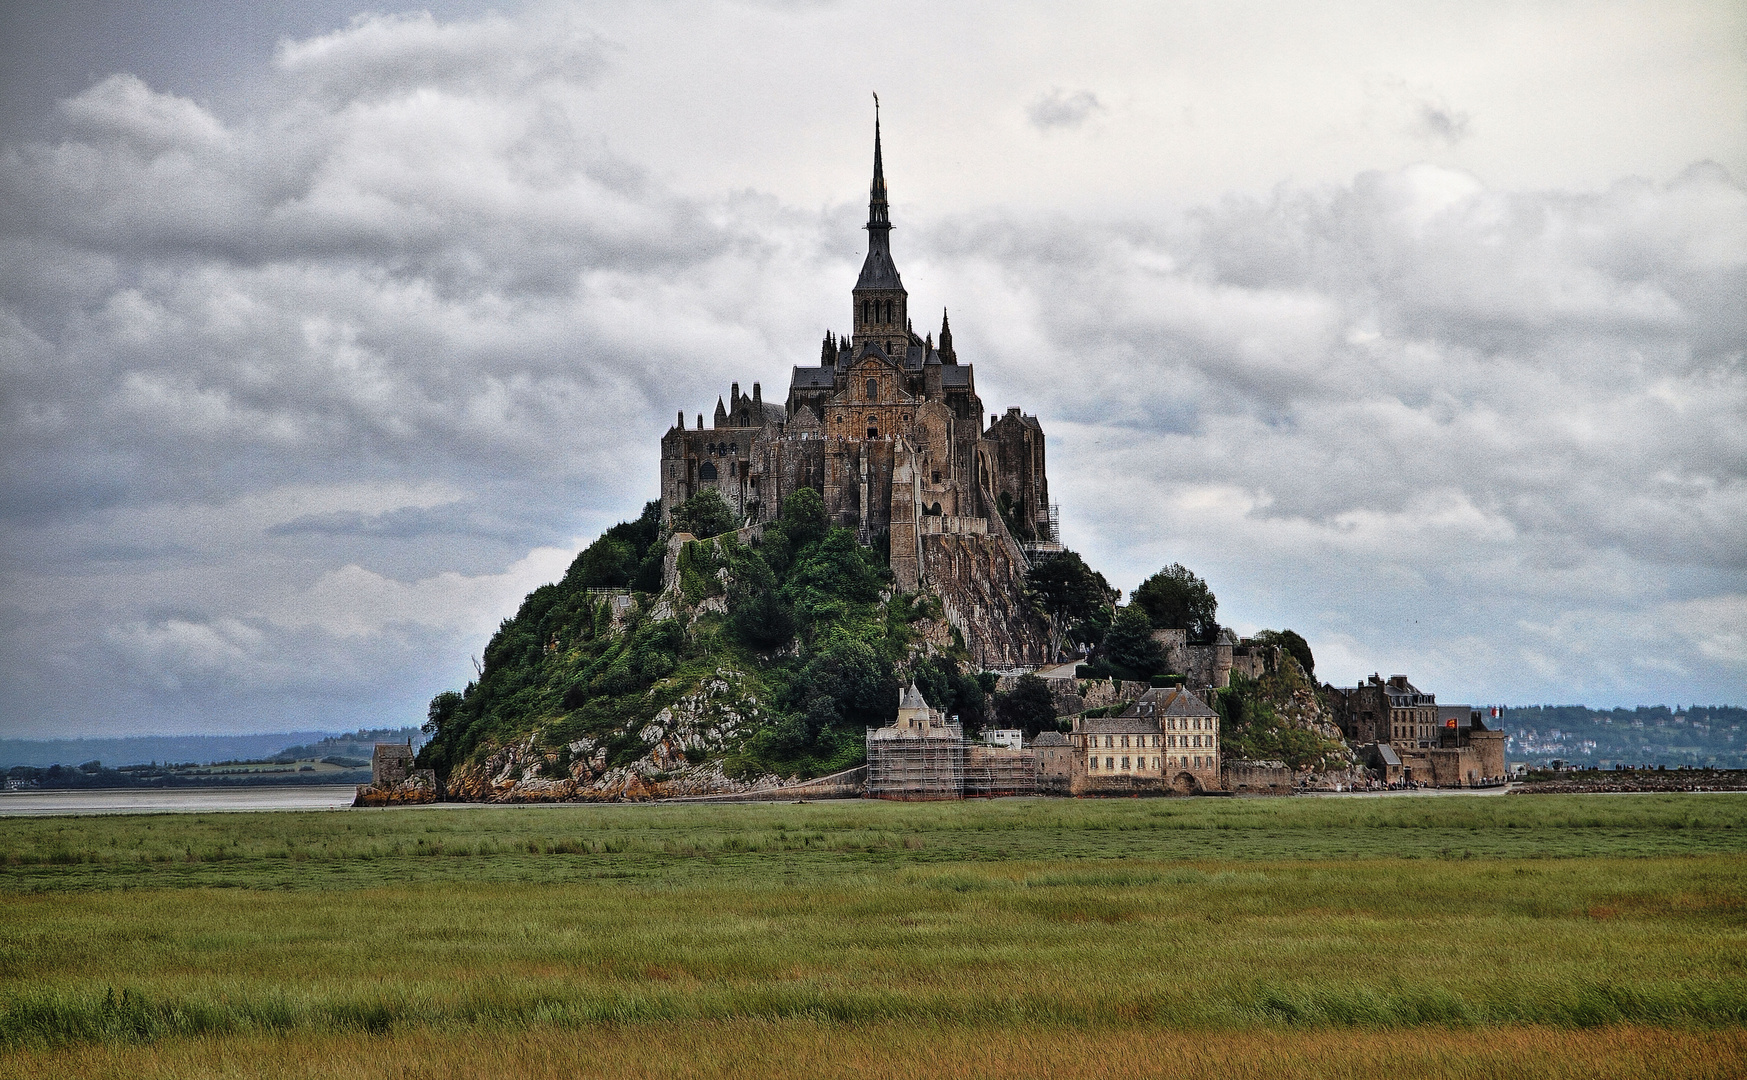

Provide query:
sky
left=0, top=0, right=1743, bottom=738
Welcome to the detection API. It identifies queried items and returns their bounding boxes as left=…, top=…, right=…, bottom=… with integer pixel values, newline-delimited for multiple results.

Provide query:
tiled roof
left=1122, top=687, right=1217, bottom=718
left=790, top=366, right=836, bottom=389
left=1078, top=714, right=1162, bottom=735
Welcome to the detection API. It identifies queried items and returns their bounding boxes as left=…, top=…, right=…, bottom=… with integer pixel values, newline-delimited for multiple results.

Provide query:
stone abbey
left=659, top=115, right=1056, bottom=667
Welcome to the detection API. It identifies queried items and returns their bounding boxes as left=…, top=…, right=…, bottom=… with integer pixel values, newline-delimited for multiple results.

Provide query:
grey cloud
left=1, top=7, right=1742, bottom=739
left=273, top=11, right=614, bottom=102
left=1413, top=100, right=1470, bottom=144
left=267, top=503, right=523, bottom=541
left=1027, top=88, right=1103, bottom=131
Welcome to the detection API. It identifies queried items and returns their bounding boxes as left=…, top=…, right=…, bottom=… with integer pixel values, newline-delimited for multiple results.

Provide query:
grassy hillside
left=416, top=490, right=985, bottom=788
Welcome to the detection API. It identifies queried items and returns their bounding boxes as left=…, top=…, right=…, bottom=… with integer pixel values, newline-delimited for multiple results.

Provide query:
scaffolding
left=964, top=745, right=1039, bottom=798
left=865, top=728, right=966, bottom=800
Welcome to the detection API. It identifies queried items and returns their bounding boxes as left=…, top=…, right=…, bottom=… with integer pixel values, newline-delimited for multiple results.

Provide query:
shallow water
left=0, top=784, right=359, bottom=816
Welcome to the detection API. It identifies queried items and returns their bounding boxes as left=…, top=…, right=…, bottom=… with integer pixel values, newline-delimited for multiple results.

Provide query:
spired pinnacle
left=855, top=102, right=903, bottom=294
left=868, top=100, right=889, bottom=231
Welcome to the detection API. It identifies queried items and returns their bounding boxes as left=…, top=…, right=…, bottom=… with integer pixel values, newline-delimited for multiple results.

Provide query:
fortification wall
left=920, top=531, right=1049, bottom=670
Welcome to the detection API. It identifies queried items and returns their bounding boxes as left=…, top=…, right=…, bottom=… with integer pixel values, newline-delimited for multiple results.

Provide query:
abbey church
left=659, top=116, right=1056, bottom=667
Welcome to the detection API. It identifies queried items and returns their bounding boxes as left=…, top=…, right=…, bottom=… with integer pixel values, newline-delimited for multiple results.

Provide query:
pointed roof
left=871, top=105, right=887, bottom=208
left=899, top=681, right=930, bottom=710
left=856, top=105, right=904, bottom=292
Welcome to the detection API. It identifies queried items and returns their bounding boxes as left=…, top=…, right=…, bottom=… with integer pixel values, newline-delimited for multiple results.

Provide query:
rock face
left=353, top=770, right=440, bottom=806
left=444, top=666, right=830, bottom=803
left=991, top=674, right=1150, bottom=717
left=920, top=525, right=1050, bottom=670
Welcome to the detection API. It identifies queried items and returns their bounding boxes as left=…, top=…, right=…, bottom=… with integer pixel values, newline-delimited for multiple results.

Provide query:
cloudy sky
left=1, top=0, right=1742, bottom=738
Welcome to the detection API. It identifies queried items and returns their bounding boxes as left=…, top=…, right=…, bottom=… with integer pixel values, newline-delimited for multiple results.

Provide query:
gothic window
left=730, top=442, right=738, bottom=455
left=729, top=462, right=736, bottom=477
left=699, top=462, right=718, bottom=480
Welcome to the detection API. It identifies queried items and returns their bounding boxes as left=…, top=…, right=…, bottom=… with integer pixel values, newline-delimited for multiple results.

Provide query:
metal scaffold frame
left=866, top=731, right=965, bottom=800
left=963, top=747, right=1039, bottom=798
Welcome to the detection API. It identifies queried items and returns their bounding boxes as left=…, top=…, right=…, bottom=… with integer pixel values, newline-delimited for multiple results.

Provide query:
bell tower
left=852, top=99, right=908, bottom=357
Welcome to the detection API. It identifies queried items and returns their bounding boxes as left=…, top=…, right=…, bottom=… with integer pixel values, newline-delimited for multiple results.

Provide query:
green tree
left=418, top=690, right=466, bottom=773
left=570, top=536, right=638, bottom=588
left=910, top=656, right=989, bottom=733
left=604, top=500, right=662, bottom=553
left=779, top=487, right=829, bottom=548
left=670, top=488, right=737, bottom=539
left=1252, top=628, right=1315, bottom=680
left=784, top=636, right=897, bottom=744
left=724, top=542, right=795, bottom=651
left=1024, top=550, right=1113, bottom=659
left=1103, top=605, right=1165, bottom=679
left=993, top=673, right=1060, bottom=738
left=1132, top=563, right=1219, bottom=644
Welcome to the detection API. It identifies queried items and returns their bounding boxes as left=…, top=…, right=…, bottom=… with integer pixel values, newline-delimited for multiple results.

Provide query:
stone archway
left=1170, top=771, right=1202, bottom=795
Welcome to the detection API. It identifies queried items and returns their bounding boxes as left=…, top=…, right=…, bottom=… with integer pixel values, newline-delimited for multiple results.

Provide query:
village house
left=1328, top=675, right=1507, bottom=787
left=1067, top=686, right=1221, bottom=795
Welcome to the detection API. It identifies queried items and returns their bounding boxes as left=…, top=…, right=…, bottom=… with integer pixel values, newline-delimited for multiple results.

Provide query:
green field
left=3, top=794, right=1745, bottom=1078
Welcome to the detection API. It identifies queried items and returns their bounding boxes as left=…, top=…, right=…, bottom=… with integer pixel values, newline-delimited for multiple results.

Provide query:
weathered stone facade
left=659, top=116, right=1051, bottom=668
left=1222, top=759, right=1294, bottom=795
left=1326, top=675, right=1508, bottom=787
left=354, top=741, right=440, bottom=806
left=1066, top=687, right=1222, bottom=795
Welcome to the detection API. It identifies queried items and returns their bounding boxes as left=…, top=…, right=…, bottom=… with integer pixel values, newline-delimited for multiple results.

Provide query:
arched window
left=699, top=461, right=718, bottom=481
left=865, top=378, right=877, bottom=399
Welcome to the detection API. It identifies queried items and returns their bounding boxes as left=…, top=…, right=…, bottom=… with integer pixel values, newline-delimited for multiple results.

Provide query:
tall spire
left=869, top=94, right=889, bottom=231
left=854, top=96, right=906, bottom=346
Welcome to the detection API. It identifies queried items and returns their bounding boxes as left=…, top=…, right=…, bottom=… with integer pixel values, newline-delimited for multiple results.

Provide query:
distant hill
left=1501, top=705, right=1747, bottom=769
left=0, top=728, right=423, bottom=770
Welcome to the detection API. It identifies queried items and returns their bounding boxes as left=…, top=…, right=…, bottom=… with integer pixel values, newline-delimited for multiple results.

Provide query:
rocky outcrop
left=991, top=674, right=1149, bottom=717
left=443, top=666, right=855, bottom=803
left=921, top=531, right=1049, bottom=670
left=353, top=769, right=440, bottom=806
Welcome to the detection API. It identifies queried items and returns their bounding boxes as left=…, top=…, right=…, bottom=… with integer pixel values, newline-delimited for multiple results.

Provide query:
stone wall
left=920, top=530, right=1049, bottom=669
left=1222, top=759, right=1294, bottom=795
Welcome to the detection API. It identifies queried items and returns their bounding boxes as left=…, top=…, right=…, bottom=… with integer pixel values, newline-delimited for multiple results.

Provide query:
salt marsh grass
left=1, top=794, right=1743, bottom=1076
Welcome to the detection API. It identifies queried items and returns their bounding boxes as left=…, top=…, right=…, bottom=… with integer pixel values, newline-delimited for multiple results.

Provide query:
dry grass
left=4, top=1023, right=1745, bottom=1080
